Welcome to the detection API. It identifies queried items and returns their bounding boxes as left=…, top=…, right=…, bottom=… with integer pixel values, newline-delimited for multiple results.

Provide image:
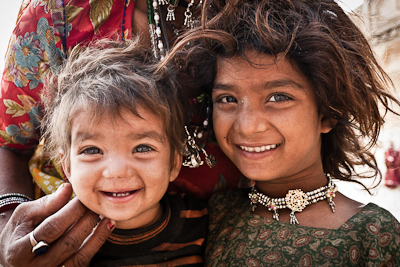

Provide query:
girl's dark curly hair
left=166, top=0, right=400, bottom=191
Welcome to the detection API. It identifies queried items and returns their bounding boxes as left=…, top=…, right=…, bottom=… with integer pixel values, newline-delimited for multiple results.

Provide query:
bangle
left=0, top=194, right=32, bottom=214
left=0, top=193, right=32, bottom=201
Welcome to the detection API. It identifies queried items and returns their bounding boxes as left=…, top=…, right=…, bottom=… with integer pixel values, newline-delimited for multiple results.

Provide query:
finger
left=5, top=184, right=86, bottom=264
left=25, top=183, right=75, bottom=226
left=49, top=208, right=100, bottom=260
left=62, top=218, right=115, bottom=267
left=7, top=183, right=72, bottom=229
left=33, top=197, right=87, bottom=244
left=8, top=184, right=80, bottom=247
left=19, top=187, right=87, bottom=257
left=27, top=206, right=100, bottom=266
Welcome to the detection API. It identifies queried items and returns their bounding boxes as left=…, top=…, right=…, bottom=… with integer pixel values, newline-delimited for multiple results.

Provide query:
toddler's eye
left=269, top=94, right=291, bottom=102
left=134, top=145, right=154, bottom=153
left=82, top=147, right=102, bottom=155
left=217, top=95, right=237, bottom=103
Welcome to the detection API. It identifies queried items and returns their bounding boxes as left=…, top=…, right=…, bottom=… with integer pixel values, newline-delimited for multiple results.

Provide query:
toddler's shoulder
left=166, top=192, right=207, bottom=212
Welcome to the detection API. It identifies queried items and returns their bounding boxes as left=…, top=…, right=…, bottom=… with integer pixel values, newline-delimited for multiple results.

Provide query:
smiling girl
left=168, top=0, right=400, bottom=265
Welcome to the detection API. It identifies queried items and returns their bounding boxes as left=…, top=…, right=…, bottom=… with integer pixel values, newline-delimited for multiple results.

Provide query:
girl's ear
left=59, top=150, right=71, bottom=178
left=169, top=151, right=182, bottom=183
left=320, top=115, right=337, bottom=134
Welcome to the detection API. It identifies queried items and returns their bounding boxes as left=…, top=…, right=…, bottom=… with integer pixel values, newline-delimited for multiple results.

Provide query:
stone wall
left=353, top=0, right=400, bottom=145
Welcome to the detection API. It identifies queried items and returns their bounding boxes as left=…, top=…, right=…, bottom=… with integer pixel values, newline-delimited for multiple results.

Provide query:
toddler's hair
left=168, top=0, right=400, bottom=190
left=42, top=38, right=185, bottom=168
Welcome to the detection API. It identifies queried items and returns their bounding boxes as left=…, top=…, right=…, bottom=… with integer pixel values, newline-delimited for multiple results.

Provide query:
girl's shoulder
left=343, top=202, right=400, bottom=233
left=209, top=188, right=249, bottom=210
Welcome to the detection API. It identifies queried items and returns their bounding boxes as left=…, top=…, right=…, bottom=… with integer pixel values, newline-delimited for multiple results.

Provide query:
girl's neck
left=255, top=171, right=329, bottom=198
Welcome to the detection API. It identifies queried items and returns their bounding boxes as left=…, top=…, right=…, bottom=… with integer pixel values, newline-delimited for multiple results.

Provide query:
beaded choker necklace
left=248, top=176, right=338, bottom=225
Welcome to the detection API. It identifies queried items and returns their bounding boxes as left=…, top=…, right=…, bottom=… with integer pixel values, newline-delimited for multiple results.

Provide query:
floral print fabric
left=206, top=188, right=400, bottom=266
left=0, top=0, right=243, bottom=199
left=0, top=0, right=134, bottom=197
left=0, top=0, right=134, bottom=152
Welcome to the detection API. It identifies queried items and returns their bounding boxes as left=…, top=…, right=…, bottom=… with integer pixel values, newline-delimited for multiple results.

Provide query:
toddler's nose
left=102, top=155, right=134, bottom=179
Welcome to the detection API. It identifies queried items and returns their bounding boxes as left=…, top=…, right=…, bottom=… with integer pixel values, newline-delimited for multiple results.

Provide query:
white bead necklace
left=248, top=176, right=337, bottom=225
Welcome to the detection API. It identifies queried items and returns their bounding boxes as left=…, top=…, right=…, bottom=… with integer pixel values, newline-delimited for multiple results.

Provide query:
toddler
left=42, top=39, right=207, bottom=266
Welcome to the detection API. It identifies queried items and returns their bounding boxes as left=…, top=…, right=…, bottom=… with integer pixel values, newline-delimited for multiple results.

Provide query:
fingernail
left=56, top=183, right=65, bottom=193
left=107, top=220, right=116, bottom=230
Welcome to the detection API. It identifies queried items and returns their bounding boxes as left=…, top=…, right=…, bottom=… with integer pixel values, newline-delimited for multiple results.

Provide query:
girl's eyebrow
left=263, top=79, right=305, bottom=90
left=213, top=78, right=305, bottom=91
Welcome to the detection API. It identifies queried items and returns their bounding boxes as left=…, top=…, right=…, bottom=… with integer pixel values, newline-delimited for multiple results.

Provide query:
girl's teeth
left=112, top=192, right=130, bottom=197
left=240, top=144, right=277, bottom=152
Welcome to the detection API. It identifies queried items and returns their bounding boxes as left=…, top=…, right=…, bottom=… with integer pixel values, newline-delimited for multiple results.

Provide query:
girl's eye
left=217, top=95, right=237, bottom=103
left=81, top=147, right=102, bottom=155
left=268, top=94, right=291, bottom=102
left=134, top=145, right=154, bottom=153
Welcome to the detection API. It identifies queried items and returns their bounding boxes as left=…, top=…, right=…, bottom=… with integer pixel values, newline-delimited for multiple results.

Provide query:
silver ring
left=29, top=231, right=50, bottom=255
left=29, top=231, right=38, bottom=246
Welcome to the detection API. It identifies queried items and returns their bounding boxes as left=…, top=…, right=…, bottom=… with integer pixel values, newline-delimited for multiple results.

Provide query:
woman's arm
left=0, top=148, right=34, bottom=241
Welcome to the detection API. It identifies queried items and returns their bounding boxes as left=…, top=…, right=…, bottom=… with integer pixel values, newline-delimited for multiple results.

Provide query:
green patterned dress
left=206, top=188, right=400, bottom=267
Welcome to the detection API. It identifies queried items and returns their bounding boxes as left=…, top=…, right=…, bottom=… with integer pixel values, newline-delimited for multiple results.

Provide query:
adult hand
left=0, top=183, right=115, bottom=267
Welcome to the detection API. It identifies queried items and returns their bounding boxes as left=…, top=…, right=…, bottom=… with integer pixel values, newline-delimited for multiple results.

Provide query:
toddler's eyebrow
left=73, top=130, right=165, bottom=144
left=74, top=132, right=97, bottom=142
left=131, top=131, right=166, bottom=144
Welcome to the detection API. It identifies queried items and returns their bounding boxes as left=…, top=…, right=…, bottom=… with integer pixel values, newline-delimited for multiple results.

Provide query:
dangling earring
left=181, top=93, right=217, bottom=168
left=181, top=126, right=217, bottom=168
left=166, top=0, right=179, bottom=21
left=184, top=0, right=195, bottom=28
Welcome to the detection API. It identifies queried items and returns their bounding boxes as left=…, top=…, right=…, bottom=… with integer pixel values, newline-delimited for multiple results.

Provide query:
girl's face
left=63, top=106, right=181, bottom=229
left=212, top=51, right=332, bottom=184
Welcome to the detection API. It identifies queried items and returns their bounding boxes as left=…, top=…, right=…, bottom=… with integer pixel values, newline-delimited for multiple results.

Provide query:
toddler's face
left=63, top=106, right=181, bottom=229
left=212, top=51, right=332, bottom=184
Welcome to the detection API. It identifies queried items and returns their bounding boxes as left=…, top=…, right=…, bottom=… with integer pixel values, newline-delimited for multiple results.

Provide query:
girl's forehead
left=214, top=53, right=313, bottom=92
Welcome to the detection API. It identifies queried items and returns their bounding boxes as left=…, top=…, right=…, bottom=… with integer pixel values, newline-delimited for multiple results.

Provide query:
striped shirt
left=91, top=193, right=208, bottom=266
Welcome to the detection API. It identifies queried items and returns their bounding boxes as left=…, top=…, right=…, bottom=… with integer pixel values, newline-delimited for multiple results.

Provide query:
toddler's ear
left=59, top=150, right=71, bottom=178
left=169, top=151, right=182, bottom=183
left=320, top=116, right=337, bottom=134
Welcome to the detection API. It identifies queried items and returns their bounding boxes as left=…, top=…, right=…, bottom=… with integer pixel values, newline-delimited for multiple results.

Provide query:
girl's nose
left=234, top=104, right=269, bottom=136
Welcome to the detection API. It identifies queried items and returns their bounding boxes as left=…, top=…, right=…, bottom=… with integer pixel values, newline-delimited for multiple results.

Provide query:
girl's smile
left=239, top=144, right=278, bottom=153
left=236, top=143, right=280, bottom=162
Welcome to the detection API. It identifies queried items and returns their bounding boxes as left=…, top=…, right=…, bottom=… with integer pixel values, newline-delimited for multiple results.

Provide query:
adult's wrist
left=0, top=193, right=32, bottom=215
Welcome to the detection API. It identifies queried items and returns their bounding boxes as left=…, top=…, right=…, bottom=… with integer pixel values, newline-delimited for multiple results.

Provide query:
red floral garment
left=0, top=0, right=243, bottom=200
left=206, top=188, right=400, bottom=266
left=0, top=0, right=134, bottom=152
